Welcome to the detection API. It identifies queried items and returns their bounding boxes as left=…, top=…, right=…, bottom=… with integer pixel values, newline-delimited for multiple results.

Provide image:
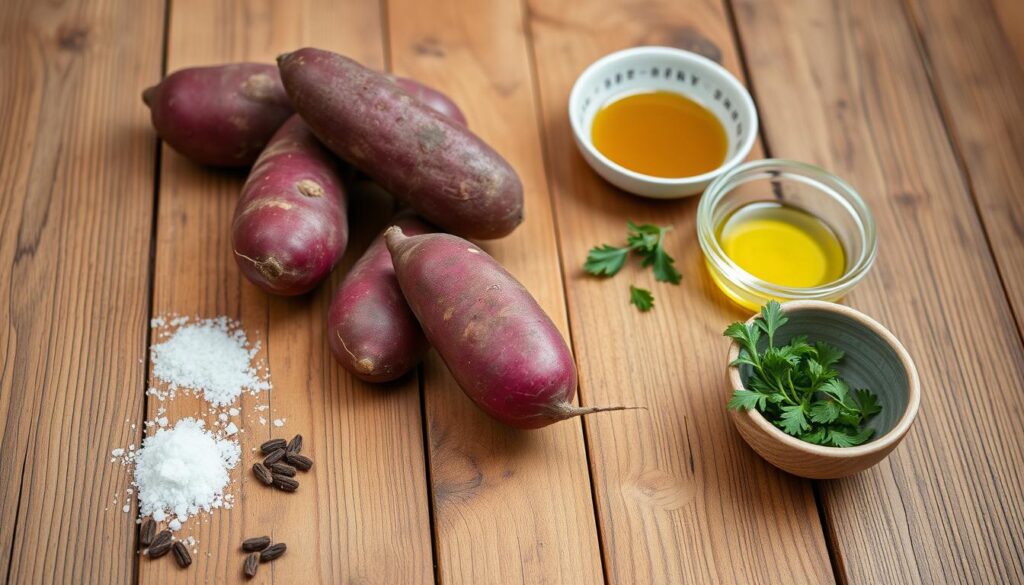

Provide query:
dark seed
left=270, top=462, right=296, bottom=477
left=263, top=448, right=287, bottom=466
left=252, top=462, right=273, bottom=486
left=147, top=529, right=173, bottom=558
left=260, top=438, right=287, bottom=454
left=243, top=552, right=259, bottom=578
left=139, top=518, right=156, bottom=547
left=241, top=535, right=271, bottom=552
left=287, top=434, right=302, bottom=454
left=272, top=474, right=299, bottom=492
left=172, top=541, right=192, bottom=568
left=285, top=453, right=313, bottom=471
left=260, top=542, right=287, bottom=562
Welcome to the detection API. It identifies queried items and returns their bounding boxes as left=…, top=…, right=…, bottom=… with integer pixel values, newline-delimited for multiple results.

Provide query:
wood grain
left=904, top=0, right=1024, bottom=336
left=731, top=0, right=1024, bottom=581
left=526, top=0, right=834, bottom=582
left=385, top=0, right=606, bottom=582
left=0, top=0, right=163, bottom=582
left=138, top=1, right=433, bottom=583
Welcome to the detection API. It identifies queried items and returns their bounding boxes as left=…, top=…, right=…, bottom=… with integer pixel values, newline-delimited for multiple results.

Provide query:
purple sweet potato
left=232, top=115, right=348, bottom=295
left=394, top=77, right=467, bottom=126
left=142, top=63, right=292, bottom=167
left=328, top=214, right=434, bottom=382
left=385, top=228, right=629, bottom=429
left=278, top=48, right=523, bottom=240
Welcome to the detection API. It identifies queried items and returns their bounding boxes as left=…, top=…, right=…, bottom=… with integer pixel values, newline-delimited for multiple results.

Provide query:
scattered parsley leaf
left=584, top=245, right=631, bottom=277
left=584, top=222, right=682, bottom=311
left=629, top=285, right=654, bottom=312
left=648, top=246, right=682, bottom=284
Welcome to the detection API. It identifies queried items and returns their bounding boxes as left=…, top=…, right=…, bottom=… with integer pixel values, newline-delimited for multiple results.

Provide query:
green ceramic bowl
left=726, top=301, right=920, bottom=479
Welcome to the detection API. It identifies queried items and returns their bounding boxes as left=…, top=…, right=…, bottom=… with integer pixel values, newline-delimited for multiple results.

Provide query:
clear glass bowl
left=696, top=159, right=877, bottom=310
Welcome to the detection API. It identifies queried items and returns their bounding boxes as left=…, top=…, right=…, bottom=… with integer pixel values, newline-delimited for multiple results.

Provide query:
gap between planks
left=898, top=0, right=1024, bottom=352
left=518, top=0, right=613, bottom=581
left=131, top=1, right=174, bottom=583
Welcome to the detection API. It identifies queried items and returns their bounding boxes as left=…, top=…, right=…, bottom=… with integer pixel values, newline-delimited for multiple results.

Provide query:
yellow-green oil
left=715, top=202, right=846, bottom=305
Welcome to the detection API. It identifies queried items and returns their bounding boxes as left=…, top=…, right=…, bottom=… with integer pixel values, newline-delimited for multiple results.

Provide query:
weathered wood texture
left=526, top=0, right=834, bottom=582
left=3, top=0, right=1024, bottom=583
left=138, top=1, right=433, bottom=583
left=732, top=0, right=1024, bottom=582
left=0, top=0, right=163, bottom=582
left=905, top=0, right=1024, bottom=336
left=386, top=0, right=605, bottom=582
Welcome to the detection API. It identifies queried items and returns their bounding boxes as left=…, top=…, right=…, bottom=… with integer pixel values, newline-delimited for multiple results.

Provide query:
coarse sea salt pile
left=130, top=418, right=240, bottom=528
left=150, top=316, right=271, bottom=406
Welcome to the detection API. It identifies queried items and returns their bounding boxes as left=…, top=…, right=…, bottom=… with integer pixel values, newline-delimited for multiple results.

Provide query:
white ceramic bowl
left=569, top=46, right=758, bottom=198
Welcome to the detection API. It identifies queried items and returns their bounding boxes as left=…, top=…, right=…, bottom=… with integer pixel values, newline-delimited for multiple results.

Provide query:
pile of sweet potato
left=144, top=48, right=625, bottom=429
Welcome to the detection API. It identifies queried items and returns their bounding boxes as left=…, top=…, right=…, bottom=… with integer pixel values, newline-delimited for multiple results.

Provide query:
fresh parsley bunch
left=726, top=301, right=882, bottom=447
left=584, top=221, right=681, bottom=312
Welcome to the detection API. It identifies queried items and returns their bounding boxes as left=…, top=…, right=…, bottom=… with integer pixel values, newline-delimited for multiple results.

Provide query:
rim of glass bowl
left=696, top=159, right=878, bottom=300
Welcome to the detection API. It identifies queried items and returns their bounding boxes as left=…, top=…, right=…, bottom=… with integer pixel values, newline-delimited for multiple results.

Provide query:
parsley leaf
left=813, top=341, right=845, bottom=368
left=819, top=378, right=849, bottom=403
left=854, top=388, right=882, bottom=417
left=728, top=389, right=767, bottom=411
left=629, top=285, right=654, bottom=312
left=647, top=246, right=682, bottom=284
left=584, top=245, right=631, bottom=277
left=801, top=427, right=828, bottom=445
left=584, top=222, right=682, bottom=311
left=827, top=427, right=874, bottom=448
left=724, top=322, right=761, bottom=358
left=724, top=302, right=884, bottom=448
left=779, top=405, right=810, bottom=436
left=808, top=400, right=841, bottom=423
left=756, top=300, right=787, bottom=346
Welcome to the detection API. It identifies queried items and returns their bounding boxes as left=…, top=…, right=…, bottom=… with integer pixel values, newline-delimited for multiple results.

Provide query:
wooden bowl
left=726, top=301, right=920, bottom=479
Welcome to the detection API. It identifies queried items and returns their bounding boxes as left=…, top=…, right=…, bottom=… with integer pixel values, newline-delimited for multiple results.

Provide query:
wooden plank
left=138, top=1, right=433, bottom=583
left=525, top=0, right=834, bottom=582
left=731, top=0, right=1024, bottom=582
left=904, top=0, right=1024, bottom=335
left=385, top=0, right=606, bottom=582
left=0, top=0, right=163, bottom=582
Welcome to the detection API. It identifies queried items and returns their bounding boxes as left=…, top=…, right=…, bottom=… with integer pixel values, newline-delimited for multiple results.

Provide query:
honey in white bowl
left=590, top=90, right=727, bottom=178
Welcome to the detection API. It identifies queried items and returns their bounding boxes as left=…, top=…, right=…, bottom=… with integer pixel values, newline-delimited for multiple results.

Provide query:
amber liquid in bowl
left=591, top=90, right=727, bottom=178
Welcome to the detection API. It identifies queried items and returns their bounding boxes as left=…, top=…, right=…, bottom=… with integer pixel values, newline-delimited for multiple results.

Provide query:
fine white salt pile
left=132, top=418, right=240, bottom=528
left=151, top=316, right=270, bottom=406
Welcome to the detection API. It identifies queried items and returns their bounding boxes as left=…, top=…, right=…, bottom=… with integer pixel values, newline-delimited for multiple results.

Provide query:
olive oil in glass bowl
left=697, top=159, right=877, bottom=310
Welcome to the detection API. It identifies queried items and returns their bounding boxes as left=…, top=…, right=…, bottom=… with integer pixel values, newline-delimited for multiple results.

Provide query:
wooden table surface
left=2, top=0, right=1023, bottom=582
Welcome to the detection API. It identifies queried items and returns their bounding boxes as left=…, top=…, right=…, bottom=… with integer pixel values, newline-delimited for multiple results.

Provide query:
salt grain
left=150, top=317, right=270, bottom=406
left=132, top=418, right=240, bottom=529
